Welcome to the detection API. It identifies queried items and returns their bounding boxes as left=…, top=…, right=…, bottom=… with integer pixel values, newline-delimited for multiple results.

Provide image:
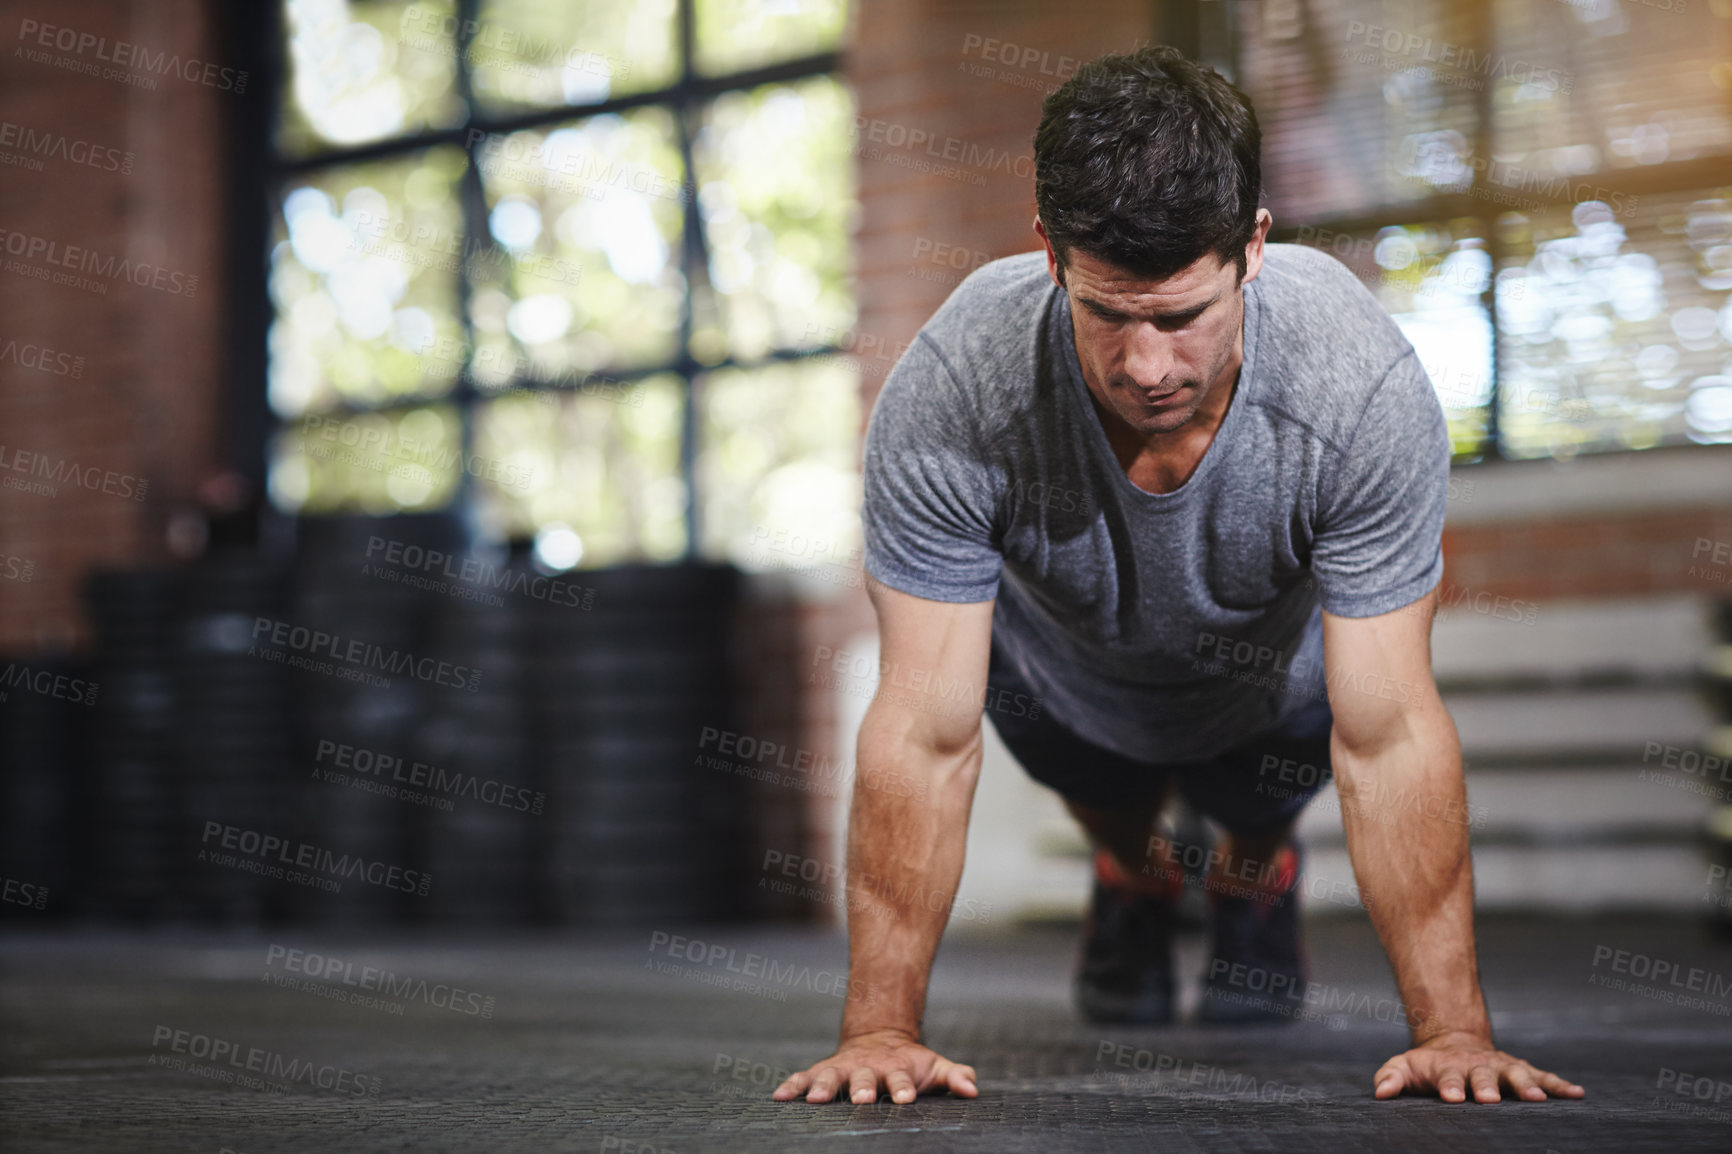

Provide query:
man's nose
left=1122, top=322, right=1175, bottom=388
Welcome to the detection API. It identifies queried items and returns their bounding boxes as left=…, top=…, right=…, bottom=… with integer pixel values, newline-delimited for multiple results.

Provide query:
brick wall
left=1444, top=507, right=1732, bottom=602
left=0, top=0, right=230, bottom=653
left=848, top=0, right=1154, bottom=414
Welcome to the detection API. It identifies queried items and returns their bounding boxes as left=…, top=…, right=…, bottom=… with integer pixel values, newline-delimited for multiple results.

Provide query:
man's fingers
left=1503, top=1064, right=1544, bottom=1102
left=1373, top=1059, right=1408, bottom=1099
left=778, top=1047, right=985, bottom=1106
left=772, top=1071, right=811, bottom=1101
left=806, top=1067, right=843, bottom=1103
left=849, top=1066, right=880, bottom=1104
left=1373, top=1047, right=1586, bottom=1106
left=1435, top=1068, right=1468, bottom=1103
left=1535, top=1068, right=1586, bottom=1098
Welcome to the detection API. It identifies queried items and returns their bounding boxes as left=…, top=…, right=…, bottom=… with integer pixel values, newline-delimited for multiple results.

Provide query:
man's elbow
left=859, top=708, right=983, bottom=799
left=1330, top=704, right=1461, bottom=784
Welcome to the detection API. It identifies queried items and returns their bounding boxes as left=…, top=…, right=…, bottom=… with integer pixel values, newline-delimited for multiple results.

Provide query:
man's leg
left=1206, top=825, right=1299, bottom=895
left=1065, top=787, right=1186, bottom=1024
left=1063, top=774, right=1308, bottom=900
left=982, top=646, right=1184, bottom=1022
left=1181, top=698, right=1332, bottom=1023
left=1061, top=786, right=1177, bottom=894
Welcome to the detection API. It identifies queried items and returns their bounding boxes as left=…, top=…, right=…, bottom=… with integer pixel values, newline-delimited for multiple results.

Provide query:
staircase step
left=1302, top=844, right=1712, bottom=913
left=1431, top=593, right=1711, bottom=683
left=1445, top=685, right=1713, bottom=761
left=1294, top=768, right=1715, bottom=846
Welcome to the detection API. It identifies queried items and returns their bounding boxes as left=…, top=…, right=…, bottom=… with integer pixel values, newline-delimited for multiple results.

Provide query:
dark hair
left=1034, top=46, right=1262, bottom=283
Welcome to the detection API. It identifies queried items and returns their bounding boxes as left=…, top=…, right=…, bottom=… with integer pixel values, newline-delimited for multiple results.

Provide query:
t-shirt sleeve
left=860, top=334, right=1003, bottom=603
left=1310, top=348, right=1450, bottom=617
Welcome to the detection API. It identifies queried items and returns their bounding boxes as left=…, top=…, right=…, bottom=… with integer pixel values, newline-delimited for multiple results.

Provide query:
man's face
left=1036, top=210, right=1270, bottom=437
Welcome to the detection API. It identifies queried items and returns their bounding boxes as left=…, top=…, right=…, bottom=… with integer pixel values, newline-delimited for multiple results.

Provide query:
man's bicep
left=860, top=337, right=1003, bottom=603
left=865, top=577, right=996, bottom=753
left=1310, top=352, right=1449, bottom=618
left=1320, top=586, right=1440, bottom=756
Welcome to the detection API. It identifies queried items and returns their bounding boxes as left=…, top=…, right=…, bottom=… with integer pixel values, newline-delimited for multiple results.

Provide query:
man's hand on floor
left=772, top=1028, right=978, bottom=1104
left=1373, top=1031, right=1586, bottom=1103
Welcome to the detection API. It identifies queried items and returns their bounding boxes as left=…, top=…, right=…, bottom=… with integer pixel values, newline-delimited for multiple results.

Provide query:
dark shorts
left=985, top=641, right=1333, bottom=837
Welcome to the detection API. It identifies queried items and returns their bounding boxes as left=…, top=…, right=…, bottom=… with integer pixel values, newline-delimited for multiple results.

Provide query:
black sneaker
left=1198, top=843, right=1307, bottom=1025
left=1074, top=848, right=1179, bottom=1024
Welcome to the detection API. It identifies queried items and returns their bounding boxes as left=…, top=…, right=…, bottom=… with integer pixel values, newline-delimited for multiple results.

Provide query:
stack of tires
left=1705, top=599, right=1732, bottom=939
left=174, top=551, right=292, bottom=924
left=415, top=542, right=541, bottom=925
left=0, top=653, right=90, bottom=921
left=70, top=531, right=758, bottom=928
left=83, top=571, right=182, bottom=922
left=287, top=515, right=459, bottom=925
left=533, top=563, right=750, bottom=926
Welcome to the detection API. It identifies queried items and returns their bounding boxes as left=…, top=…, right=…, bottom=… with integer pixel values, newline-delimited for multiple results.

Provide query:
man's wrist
left=839, top=973, right=925, bottom=1038
left=839, top=1022, right=920, bottom=1046
left=1411, top=1017, right=1493, bottom=1047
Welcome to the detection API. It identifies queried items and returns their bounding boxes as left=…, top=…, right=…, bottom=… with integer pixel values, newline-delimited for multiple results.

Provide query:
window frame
left=1223, top=0, right=1730, bottom=464
left=259, top=0, right=850, bottom=554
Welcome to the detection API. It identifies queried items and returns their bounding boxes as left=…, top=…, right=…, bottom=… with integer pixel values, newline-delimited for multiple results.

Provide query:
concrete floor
left=2, top=915, right=1730, bottom=1152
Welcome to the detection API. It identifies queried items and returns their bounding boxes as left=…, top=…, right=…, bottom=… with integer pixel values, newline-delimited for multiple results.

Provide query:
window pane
left=468, top=0, right=678, bottom=114
left=472, top=380, right=687, bottom=565
left=697, top=360, right=860, bottom=574
left=693, top=77, right=857, bottom=362
left=473, top=110, right=687, bottom=378
left=695, top=0, right=848, bottom=76
left=1296, top=220, right=1496, bottom=460
left=1496, top=192, right=1732, bottom=459
left=279, top=0, right=463, bottom=156
left=269, top=405, right=463, bottom=514
left=1492, top=0, right=1732, bottom=180
left=269, top=148, right=469, bottom=416
left=1236, top=0, right=1481, bottom=224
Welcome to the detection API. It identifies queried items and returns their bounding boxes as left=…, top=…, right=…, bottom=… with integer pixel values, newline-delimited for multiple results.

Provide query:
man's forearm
left=839, top=714, right=981, bottom=1039
left=1334, top=710, right=1491, bottom=1043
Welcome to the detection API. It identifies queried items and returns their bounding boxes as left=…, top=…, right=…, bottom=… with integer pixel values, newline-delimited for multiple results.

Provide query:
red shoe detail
left=1205, top=844, right=1299, bottom=904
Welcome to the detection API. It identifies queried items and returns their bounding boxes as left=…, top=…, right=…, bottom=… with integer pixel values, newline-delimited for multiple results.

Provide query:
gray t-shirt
left=859, top=243, right=1450, bottom=763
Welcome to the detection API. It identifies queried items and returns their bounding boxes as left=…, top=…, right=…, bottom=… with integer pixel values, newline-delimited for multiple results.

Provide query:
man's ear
left=1033, top=216, right=1064, bottom=288
left=1240, top=208, right=1273, bottom=286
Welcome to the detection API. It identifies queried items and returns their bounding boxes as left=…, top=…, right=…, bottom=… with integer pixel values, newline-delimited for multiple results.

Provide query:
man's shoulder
left=914, top=250, right=1054, bottom=369
left=1254, top=243, right=1415, bottom=364
left=943, top=249, right=1053, bottom=307
left=1249, top=243, right=1427, bottom=451
left=870, top=251, right=1053, bottom=439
